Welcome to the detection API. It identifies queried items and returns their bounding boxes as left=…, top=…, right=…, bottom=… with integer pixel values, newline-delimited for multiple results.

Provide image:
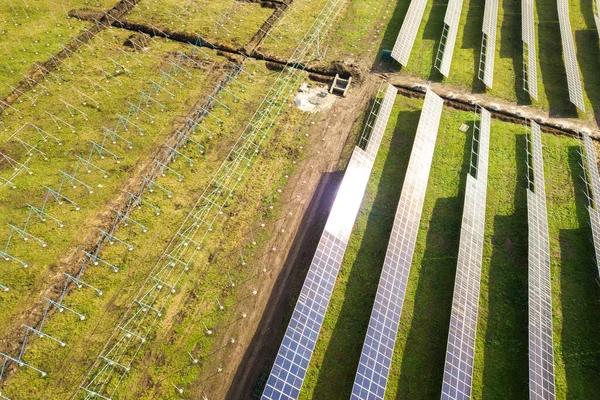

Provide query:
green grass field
left=1, top=0, right=599, bottom=398
left=259, top=0, right=334, bottom=58
left=298, top=95, right=600, bottom=399
left=0, top=0, right=116, bottom=98
left=0, top=48, right=313, bottom=395
left=126, top=0, right=273, bottom=48
left=0, top=27, right=232, bottom=337
left=324, top=0, right=397, bottom=62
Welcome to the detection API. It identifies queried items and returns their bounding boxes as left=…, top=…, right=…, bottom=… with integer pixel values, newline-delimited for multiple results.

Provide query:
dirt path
left=196, top=75, right=379, bottom=400
left=381, top=72, right=600, bottom=137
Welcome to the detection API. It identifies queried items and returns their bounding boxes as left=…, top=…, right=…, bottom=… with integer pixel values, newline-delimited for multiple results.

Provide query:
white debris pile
left=293, top=83, right=336, bottom=113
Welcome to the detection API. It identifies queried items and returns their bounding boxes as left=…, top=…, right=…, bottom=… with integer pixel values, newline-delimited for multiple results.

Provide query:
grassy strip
left=258, top=0, right=333, bottom=58
left=300, top=95, right=600, bottom=399
left=125, top=0, right=273, bottom=48
left=0, top=0, right=115, bottom=98
left=544, top=133, right=600, bottom=399
left=324, top=0, right=397, bottom=63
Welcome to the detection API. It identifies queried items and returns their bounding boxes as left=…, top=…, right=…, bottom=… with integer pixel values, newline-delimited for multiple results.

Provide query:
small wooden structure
left=329, top=74, right=351, bottom=97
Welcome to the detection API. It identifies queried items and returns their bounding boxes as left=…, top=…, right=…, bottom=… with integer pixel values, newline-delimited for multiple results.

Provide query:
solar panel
left=262, top=84, right=398, bottom=400
left=364, top=85, right=399, bottom=163
left=526, top=121, right=556, bottom=400
left=596, top=0, right=600, bottom=39
left=478, top=0, right=499, bottom=87
left=440, top=107, right=490, bottom=400
left=435, top=0, right=465, bottom=76
left=583, top=134, right=600, bottom=206
left=581, top=133, right=600, bottom=278
left=589, top=208, right=600, bottom=278
left=350, top=90, right=444, bottom=400
left=557, top=0, right=586, bottom=111
left=522, top=0, right=538, bottom=100
left=391, top=0, right=429, bottom=66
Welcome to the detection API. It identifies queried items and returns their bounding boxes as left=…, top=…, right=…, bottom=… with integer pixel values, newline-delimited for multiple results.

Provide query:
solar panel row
left=596, top=0, right=600, bottom=39
left=557, top=0, right=586, bottom=111
left=441, top=107, right=490, bottom=400
left=522, top=0, right=538, bottom=100
left=582, top=134, right=600, bottom=207
left=589, top=208, right=600, bottom=278
left=581, top=134, right=600, bottom=278
left=262, top=84, right=398, bottom=400
left=391, top=0, right=429, bottom=66
left=527, top=121, right=556, bottom=400
left=364, top=86, right=398, bottom=163
left=436, top=0, right=465, bottom=76
left=479, top=0, right=499, bottom=87
left=351, top=90, right=444, bottom=400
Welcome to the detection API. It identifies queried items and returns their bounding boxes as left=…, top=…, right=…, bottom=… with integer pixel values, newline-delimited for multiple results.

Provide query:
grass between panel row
left=299, top=95, right=600, bottom=399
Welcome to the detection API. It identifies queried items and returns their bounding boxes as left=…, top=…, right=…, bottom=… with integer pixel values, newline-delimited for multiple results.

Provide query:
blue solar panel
left=391, top=0, right=429, bottom=66
left=441, top=107, right=490, bottom=400
left=526, top=121, right=555, bottom=400
left=350, top=90, right=444, bottom=400
left=262, top=84, right=398, bottom=400
left=581, top=133, right=600, bottom=279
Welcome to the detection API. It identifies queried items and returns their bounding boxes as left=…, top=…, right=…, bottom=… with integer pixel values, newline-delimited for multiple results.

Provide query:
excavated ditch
left=69, top=13, right=360, bottom=81
left=244, top=0, right=293, bottom=52
left=238, top=0, right=284, bottom=8
left=392, top=83, right=598, bottom=139
left=67, top=13, right=592, bottom=141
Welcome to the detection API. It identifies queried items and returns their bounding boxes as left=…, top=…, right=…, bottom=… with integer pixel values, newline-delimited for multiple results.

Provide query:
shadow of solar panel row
left=526, top=121, right=556, bottom=400
left=479, top=0, right=499, bottom=88
left=557, top=0, right=586, bottom=111
left=521, top=0, right=538, bottom=99
left=581, top=134, right=600, bottom=280
left=436, top=0, right=465, bottom=76
left=391, top=0, right=429, bottom=66
left=261, top=84, right=398, bottom=400
left=441, top=107, right=490, bottom=400
left=350, top=90, right=444, bottom=400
